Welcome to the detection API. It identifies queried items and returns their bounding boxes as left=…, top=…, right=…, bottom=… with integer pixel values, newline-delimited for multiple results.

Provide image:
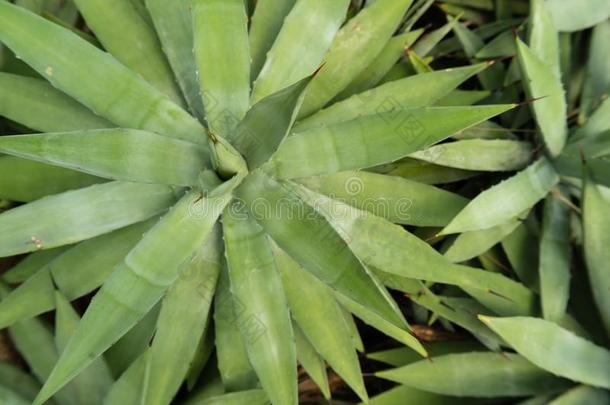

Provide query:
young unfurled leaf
left=480, top=316, right=610, bottom=389
left=0, top=181, right=175, bottom=258
left=441, top=158, right=559, bottom=234
left=376, top=352, right=571, bottom=397
left=232, top=75, right=312, bottom=169
left=0, top=129, right=210, bottom=186
left=268, top=105, right=515, bottom=179
left=223, top=205, right=297, bottom=405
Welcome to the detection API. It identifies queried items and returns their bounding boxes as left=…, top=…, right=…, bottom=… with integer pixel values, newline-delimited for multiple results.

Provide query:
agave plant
left=0, top=0, right=609, bottom=404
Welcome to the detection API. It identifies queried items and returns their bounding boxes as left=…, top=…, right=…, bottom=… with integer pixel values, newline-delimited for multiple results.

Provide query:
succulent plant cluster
left=0, top=0, right=609, bottom=404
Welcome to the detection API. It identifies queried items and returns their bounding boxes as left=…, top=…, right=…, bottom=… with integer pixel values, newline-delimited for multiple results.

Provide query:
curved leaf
left=223, top=205, right=297, bottom=405
left=0, top=129, right=209, bottom=186
left=377, top=352, right=571, bottom=397
left=480, top=316, right=610, bottom=389
left=0, top=181, right=175, bottom=258
left=251, top=0, right=349, bottom=102
left=268, top=105, right=515, bottom=179
left=441, top=158, right=559, bottom=234
left=0, top=1, right=206, bottom=145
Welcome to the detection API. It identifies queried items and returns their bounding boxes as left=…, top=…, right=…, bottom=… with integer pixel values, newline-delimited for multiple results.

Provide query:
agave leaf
left=0, top=2, right=206, bottom=145
left=337, top=29, right=424, bottom=100
left=341, top=307, right=365, bottom=353
left=104, top=303, right=160, bottom=378
left=529, top=0, right=559, bottom=76
left=441, top=157, right=559, bottom=235
left=51, top=220, right=156, bottom=301
left=293, top=325, right=331, bottom=400
left=412, top=14, right=460, bottom=57
left=0, top=220, right=154, bottom=329
left=213, top=264, right=258, bottom=391
left=0, top=181, right=175, bottom=258
left=33, top=186, right=234, bottom=405
left=293, top=182, right=535, bottom=315
left=451, top=23, right=504, bottom=90
left=0, top=129, right=209, bottom=186
left=250, top=0, right=349, bottom=102
left=0, top=72, right=111, bottom=132
left=539, top=192, right=571, bottom=323
left=102, top=350, right=149, bottom=405
left=193, top=0, right=250, bottom=138
left=0, top=156, right=103, bottom=203
left=375, top=271, right=503, bottom=350
left=582, top=175, right=610, bottom=336
left=0, top=385, right=30, bottom=405
left=299, top=0, right=415, bottom=116
left=579, top=21, right=610, bottom=122
left=198, top=390, right=269, bottom=405
left=248, top=0, right=297, bottom=81
left=376, top=352, right=571, bottom=397
left=546, top=0, right=610, bottom=32
left=268, top=105, right=514, bottom=179
left=407, top=50, right=433, bottom=74
left=444, top=220, right=521, bottom=263
left=143, top=225, right=222, bottom=405
left=274, top=246, right=368, bottom=401
left=549, top=385, right=610, bottom=405
left=336, top=293, right=426, bottom=357
left=185, top=322, right=215, bottom=390
left=232, top=75, right=312, bottom=169
left=410, top=140, right=533, bottom=172
left=368, top=341, right=485, bottom=367
left=223, top=205, right=297, bottom=405
left=295, top=63, right=489, bottom=132
left=297, top=171, right=468, bottom=227
left=54, top=292, right=114, bottom=405
left=145, top=0, right=205, bottom=120
left=367, top=385, right=472, bottom=405
left=1, top=283, right=77, bottom=405
left=436, top=90, right=491, bottom=106
left=72, top=0, right=182, bottom=104
left=235, top=171, right=406, bottom=329
left=474, top=30, right=516, bottom=59
left=0, top=265, right=55, bottom=329
left=516, top=38, right=566, bottom=157
left=2, top=246, right=69, bottom=284
left=502, top=223, right=540, bottom=291
left=480, top=316, right=610, bottom=389
left=0, top=362, right=42, bottom=402
left=370, top=158, right=479, bottom=185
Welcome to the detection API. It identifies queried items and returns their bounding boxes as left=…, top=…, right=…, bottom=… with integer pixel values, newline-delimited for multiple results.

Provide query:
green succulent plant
left=0, top=0, right=609, bottom=404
